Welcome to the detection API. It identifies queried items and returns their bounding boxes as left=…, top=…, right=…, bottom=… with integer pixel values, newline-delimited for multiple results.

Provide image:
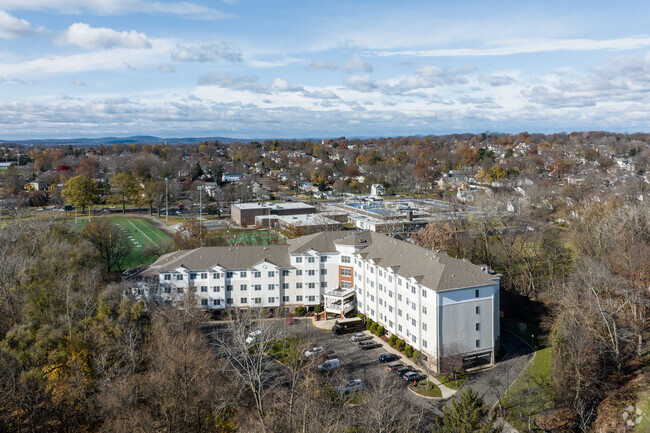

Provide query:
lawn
left=74, top=216, right=173, bottom=268
left=502, top=346, right=554, bottom=432
left=266, top=337, right=304, bottom=364
left=409, top=381, right=442, bottom=397
left=222, top=230, right=286, bottom=246
left=438, top=372, right=467, bottom=390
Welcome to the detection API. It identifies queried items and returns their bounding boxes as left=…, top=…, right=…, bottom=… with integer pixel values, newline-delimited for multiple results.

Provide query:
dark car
left=379, top=353, right=399, bottom=363
left=358, top=341, right=381, bottom=350
left=387, top=362, right=404, bottom=372
left=395, top=366, right=414, bottom=376
left=403, top=371, right=426, bottom=382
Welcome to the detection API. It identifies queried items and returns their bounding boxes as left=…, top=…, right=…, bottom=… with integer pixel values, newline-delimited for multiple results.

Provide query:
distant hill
left=0, top=136, right=247, bottom=146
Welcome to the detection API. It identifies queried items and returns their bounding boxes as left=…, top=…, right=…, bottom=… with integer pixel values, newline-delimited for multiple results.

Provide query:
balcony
left=323, top=287, right=356, bottom=316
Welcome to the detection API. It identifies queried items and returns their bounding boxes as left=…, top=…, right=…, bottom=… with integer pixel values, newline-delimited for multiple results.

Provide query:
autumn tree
left=82, top=219, right=133, bottom=273
left=110, top=171, right=140, bottom=213
left=411, top=222, right=454, bottom=252
left=61, top=175, right=99, bottom=213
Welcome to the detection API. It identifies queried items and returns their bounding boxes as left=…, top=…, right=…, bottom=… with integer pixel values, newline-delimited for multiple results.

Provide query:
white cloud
left=480, top=74, right=515, bottom=86
left=0, top=11, right=41, bottom=39
left=311, top=57, right=372, bottom=73
left=198, top=73, right=307, bottom=95
left=0, top=0, right=234, bottom=20
left=373, top=36, right=650, bottom=58
left=302, top=89, right=339, bottom=99
left=70, top=79, right=86, bottom=86
left=172, top=43, right=242, bottom=62
left=345, top=75, right=377, bottom=92
left=58, top=23, right=151, bottom=49
left=159, top=65, right=175, bottom=73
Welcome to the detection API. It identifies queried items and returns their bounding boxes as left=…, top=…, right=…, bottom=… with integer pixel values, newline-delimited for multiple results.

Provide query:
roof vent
left=451, top=274, right=455, bottom=277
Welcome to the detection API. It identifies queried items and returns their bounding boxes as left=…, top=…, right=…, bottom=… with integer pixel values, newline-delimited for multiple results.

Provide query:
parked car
left=387, top=362, right=405, bottom=372
left=318, top=358, right=341, bottom=372
left=338, top=379, right=363, bottom=394
left=304, top=346, right=324, bottom=357
left=395, top=366, right=414, bottom=376
left=351, top=333, right=370, bottom=342
left=379, top=353, right=399, bottom=363
left=358, top=341, right=381, bottom=350
left=403, top=371, right=426, bottom=382
left=245, top=330, right=261, bottom=345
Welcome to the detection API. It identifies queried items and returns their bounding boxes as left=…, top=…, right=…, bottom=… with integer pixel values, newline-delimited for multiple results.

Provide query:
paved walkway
left=309, top=318, right=456, bottom=399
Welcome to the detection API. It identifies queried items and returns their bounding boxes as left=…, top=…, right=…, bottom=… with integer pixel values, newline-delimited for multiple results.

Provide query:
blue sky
left=2, top=0, right=650, bottom=139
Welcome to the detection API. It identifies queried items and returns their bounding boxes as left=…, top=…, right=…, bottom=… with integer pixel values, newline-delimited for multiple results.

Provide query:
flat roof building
left=231, top=201, right=316, bottom=226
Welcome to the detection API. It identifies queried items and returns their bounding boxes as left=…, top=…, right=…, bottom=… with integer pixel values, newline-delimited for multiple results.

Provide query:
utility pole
left=198, top=185, right=203, bottom=244
left=165, top=177, right=169, bottom=223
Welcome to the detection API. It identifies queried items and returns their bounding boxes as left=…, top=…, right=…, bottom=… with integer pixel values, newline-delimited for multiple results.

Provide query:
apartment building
left=141, top=231, right=500, bottom=371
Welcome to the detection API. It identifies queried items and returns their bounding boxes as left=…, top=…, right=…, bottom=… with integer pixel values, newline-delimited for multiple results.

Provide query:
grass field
left=75, top=216, right=173, bottom=268
left=223, top=230, right=286, bottom=246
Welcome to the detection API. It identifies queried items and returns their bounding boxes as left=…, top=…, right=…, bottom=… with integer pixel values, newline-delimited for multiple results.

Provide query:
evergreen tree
left=434, top=388, right=503, bottom=433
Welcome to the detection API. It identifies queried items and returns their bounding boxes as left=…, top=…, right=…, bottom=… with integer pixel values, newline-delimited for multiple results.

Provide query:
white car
left=338, top=379, right=363, bottom=394
left=304, top=346, right=324, bottom=357
left=351, top=333, right=370, bottom=342
left=245, top=330, right=261, bottom=345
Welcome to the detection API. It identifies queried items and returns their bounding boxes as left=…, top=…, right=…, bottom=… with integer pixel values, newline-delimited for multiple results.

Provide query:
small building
left=371, top=184, right=385, bottom=196
left=231, top=201, right=317, bottom=226
left=222, top=173, right=244, bottom=183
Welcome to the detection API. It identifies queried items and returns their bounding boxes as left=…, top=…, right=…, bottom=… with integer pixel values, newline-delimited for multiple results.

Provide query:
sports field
left=75, top=216, right=173, bottom=268
left=222, top=230, right=286, bottom=246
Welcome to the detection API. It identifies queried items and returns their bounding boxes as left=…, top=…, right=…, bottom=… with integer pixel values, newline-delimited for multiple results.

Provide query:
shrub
left=404, top=345, right=414, bottom=358
left=314, top=304, right=324, bottom=313
left=413, top=350, right=423, bottom=364
left=369, top=322, right=378, bottom=334
left=356, top=313, right=366, bottom=321
left=365, top=319, right=375, bottom=331
left=376, top=326, right=385, bottom=337
left=396, top=339, right=406, bottom=352
left=389, top=335, right=398, bottom=347
left=295, top=306, right=306, bottom=316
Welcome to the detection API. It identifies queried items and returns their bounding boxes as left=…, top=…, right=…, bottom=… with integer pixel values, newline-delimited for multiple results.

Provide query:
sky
left=2, top=0, right=650, bottom=139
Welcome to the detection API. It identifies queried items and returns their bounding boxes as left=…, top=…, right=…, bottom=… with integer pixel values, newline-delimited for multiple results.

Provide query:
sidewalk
left=309, top=319, right=456, bottom=399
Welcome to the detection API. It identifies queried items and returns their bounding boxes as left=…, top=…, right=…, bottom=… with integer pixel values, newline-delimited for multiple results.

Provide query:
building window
left=389, top=305, right=393, bottom=313
left=296, top=283, right=303, bottom=289
left=201, top=299, right=208, bottom=306
left=268, top=271, right=275, bottom=277
left=240, top=285, right=247, bottom=291
left=406, top=329, right=410, bottom=337
left=282, top=270, right=290, bottom=276
left=321, top=256, right=327, bottom=262
left=320, top=269, right=327, bottom=275
left=254, top=285, right=261, bottom=291
left=398, top=324, right=403, bottom=332
left=412, top=336, right=417, bottom=343
left=370, top=267, right=374, bottom=274
left=296, top=295, right=303, bottom=302
left=254, top=271, right=261, bottom=278
left=211, top=286, right=218, bottom=292
left=411, top=318, right=416, bottom=326
left=226, top=272, right=233, bottom=278
left=389, top=320, right=394, bottom=328
left=254, top=298, right=261, bottom=304
left=476, top=306, right=480, bottom=314
left=358, top=301, right=363, bottom=308
left=398, top=309, right=402, bottom=317
left=164, top=274, right=171, bottom=280
left=411, top=286, right=416, bottom=294
left=307, top=257, right=315, bottom=263
left=308, top=296, right=315, bottom=302
left=190, top=273, right=197, bottom=279
left=296, top=270, right=303, bottom=276
left=176, top=275, right=183, bottom=281
left=423, top=340, right=427, bottom=348
left=268, top=297, right=275, bottom=303
left=422, top=289, right=427, bottom=298
left=389, top=276, right=393, bottom=282
left=476, top=323, right=480, bottom=331
left=268, top=284, right=275, bottom=290
left=340, top=268, right=352, bottom=277
left=295, top=257, right=302, bottom=263
left=226, top=285, right=233, bottom=291
left=475, top=289, right=480, bottom=298
left=308, top=270, right=315, bottom=276
left=227, top=298, right=233, bottom=305
left=241, top=298, right=247, bottom=304
left=342, top=281, right=352, bottom=288
left=398, top=294, right=402, bottom=301
left=213, top=299, right=220, bottom=306
left=282, top=296, right=289, bottom=302
left=370, top=295, right=375, bottom=301
left=388, top=290, right=393, bottom=298
left=212, top=273, right=219, bottom=279
left=358, top=288, right=363, bottom=295
left=422, top=306, right=427, bottom=314
left=422, top=323, right=427, bottom=331
left=308, top=283, right=315, bottom=289
left=341, top=256, right=350, bottom=263
left=201, top=272, right=207, bottom=279
left=240, top=271, right=247, bottom=278
left=320, top=282, right=327, bottom=288
left=476, top=339, right=480, bottom=348
left=370, top=309, right=375, bottom=315
left=282, top=283, right=289, bottom=289
left=200, top=286, right=207, bottom=292
left=165, top=287, right=171, bottom=293
left=398, top=278, right=402, bottom=286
